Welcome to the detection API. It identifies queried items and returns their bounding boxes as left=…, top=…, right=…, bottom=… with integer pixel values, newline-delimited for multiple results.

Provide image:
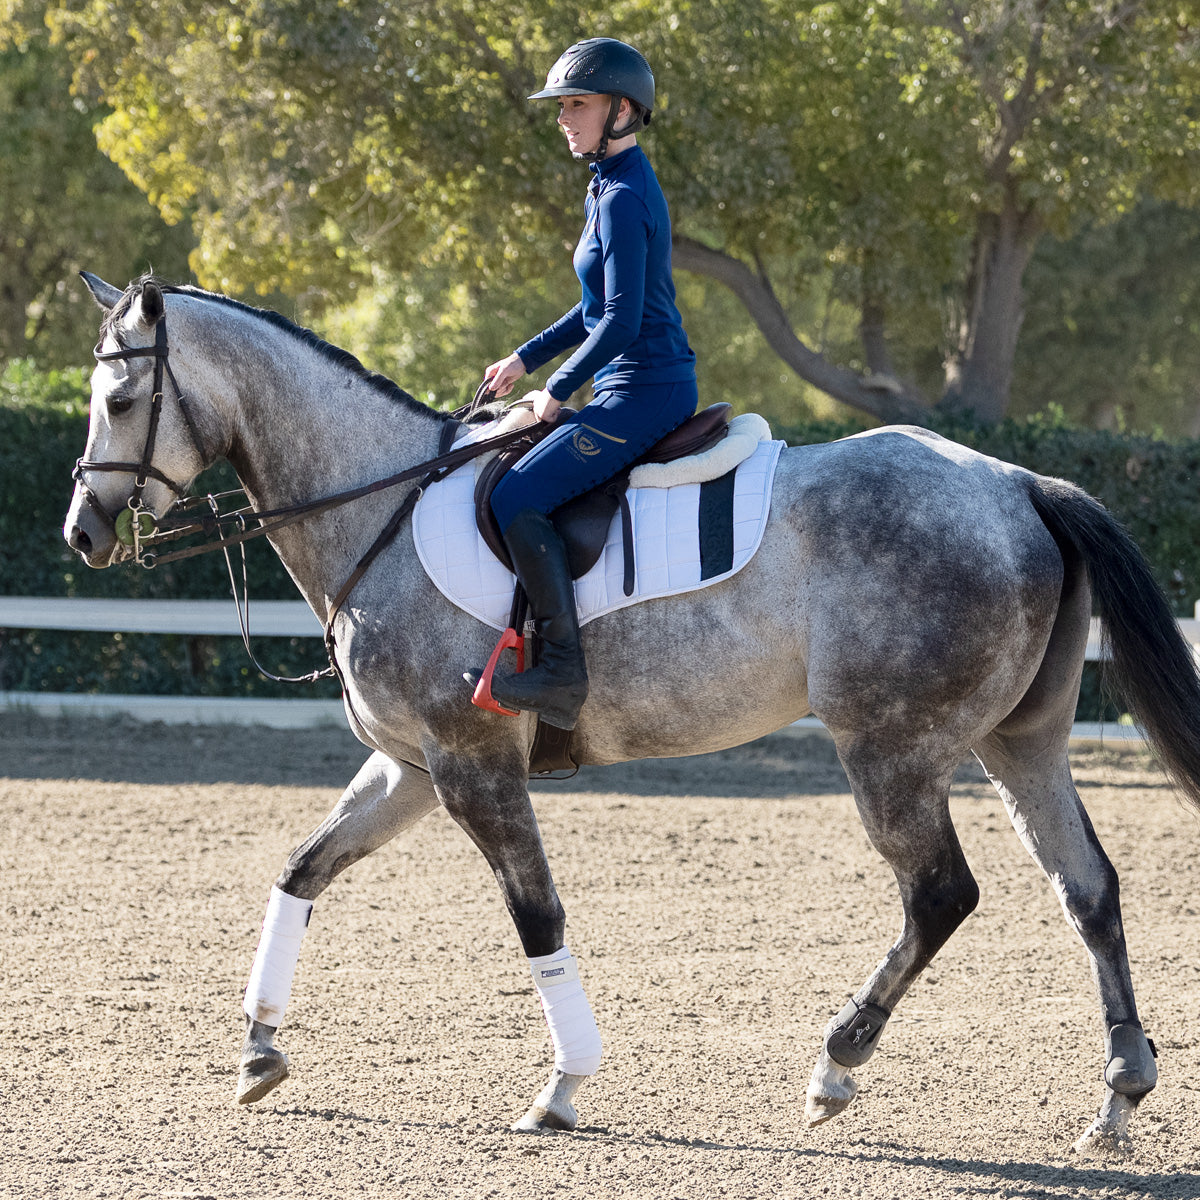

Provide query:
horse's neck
left=222, top=348, right=441, bottom=508
left=197, top=307, right=446, bottom=615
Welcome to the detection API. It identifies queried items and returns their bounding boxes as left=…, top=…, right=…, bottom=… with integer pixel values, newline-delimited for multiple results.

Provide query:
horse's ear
left=80, top=272, right=124, bottom=312
left=134, top=281, right=166, bottom=330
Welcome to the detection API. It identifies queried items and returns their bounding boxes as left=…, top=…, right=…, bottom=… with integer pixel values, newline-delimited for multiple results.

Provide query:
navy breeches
left=490, top=379, right=699, bottom=534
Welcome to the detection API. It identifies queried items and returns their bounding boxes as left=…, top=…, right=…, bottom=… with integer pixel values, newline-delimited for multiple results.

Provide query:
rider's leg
left=489, top=378, right=699, bottom=535
left=469, top=380, right=697, bottom=728
left=487, top=507, right=589, bottom=729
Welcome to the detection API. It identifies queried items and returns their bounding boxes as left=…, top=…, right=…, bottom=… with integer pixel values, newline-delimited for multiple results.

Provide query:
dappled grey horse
left=64, top=275, right=1200, bottom=1153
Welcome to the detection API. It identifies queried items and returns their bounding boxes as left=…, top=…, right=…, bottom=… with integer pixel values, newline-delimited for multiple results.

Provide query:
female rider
left=467, top=37, right=697, bottom=732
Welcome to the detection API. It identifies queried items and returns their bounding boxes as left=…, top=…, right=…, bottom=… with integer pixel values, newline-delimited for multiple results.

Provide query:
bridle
left=70, top=306, right=545, bottom=684
left=73, top=316, right=208, bottom=561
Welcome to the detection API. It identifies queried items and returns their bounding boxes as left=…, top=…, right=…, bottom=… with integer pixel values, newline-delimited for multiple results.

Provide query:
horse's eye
left=107, top=392, right=135, bottom=415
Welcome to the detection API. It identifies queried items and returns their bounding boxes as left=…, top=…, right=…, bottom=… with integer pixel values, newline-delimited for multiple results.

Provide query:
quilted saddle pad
left=412, top=437, right=785, bottom=632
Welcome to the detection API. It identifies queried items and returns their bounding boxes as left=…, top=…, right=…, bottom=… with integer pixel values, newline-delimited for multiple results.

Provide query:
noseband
left=73, top=315, right=206, bottom=558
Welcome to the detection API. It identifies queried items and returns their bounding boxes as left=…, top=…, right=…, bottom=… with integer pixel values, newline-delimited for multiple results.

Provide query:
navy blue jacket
left=517, top=145, right=696, bottom=402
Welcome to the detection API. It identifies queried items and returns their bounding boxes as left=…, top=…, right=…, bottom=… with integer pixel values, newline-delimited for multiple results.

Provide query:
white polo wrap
left=529, top=946, right=602, bottom=1076
left=243, top=886, right=313, bottom=1027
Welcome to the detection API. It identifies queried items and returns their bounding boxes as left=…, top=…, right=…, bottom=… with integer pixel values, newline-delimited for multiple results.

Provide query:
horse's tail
left=1026, top=474, right=1200, bottom=810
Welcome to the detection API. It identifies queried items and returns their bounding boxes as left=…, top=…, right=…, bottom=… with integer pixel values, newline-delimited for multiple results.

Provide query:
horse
left=63, top=273, right=1200, bottom=1154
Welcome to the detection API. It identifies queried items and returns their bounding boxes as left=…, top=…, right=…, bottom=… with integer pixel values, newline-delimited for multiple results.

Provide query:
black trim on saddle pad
left=699, top=468, right=737, bottom=579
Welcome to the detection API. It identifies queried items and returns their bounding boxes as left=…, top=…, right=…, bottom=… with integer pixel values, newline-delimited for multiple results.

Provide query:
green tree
left=1014, top=199, right=1200, bottom=436
left=0, top=10, right=193, bottom=365
left=36, top=0, right=1200, bottom=424
left=658, top=0, right=1200, bottom=423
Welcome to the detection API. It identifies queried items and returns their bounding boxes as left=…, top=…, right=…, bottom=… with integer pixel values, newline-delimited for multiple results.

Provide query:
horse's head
left=64, top=274, right=212, bottom=567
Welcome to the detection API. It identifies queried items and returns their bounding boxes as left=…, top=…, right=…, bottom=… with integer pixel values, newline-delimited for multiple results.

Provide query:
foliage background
left=2, top=1, right=1199, bottom=720
left=7, top=1, right=1200, bottom=431
left=3, top=362, right=1197, bottom=719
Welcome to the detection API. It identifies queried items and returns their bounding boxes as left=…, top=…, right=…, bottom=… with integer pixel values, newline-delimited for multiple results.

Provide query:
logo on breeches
left=571, top=430, right=602, bottom=458
left=568, top=422, right=626, bottom=464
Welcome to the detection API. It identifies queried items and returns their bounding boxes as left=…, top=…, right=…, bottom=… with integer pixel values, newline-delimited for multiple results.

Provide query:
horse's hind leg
left=425, top=745, right=601, bottom=1133
left=806, top=739, right=980, bottom=1125
left=237, top=751, right=439, bottom=1104
left=976, top=731, right=1157, bottom=1155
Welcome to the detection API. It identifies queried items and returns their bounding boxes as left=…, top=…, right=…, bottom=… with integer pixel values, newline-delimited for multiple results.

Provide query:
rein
left=134, top=415, right=525, bottom=568
left=77, top=315, right=534, bottom=684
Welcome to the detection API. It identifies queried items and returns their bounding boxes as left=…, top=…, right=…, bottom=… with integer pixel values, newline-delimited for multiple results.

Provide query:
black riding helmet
left=529, top=38, right=654, bottom=161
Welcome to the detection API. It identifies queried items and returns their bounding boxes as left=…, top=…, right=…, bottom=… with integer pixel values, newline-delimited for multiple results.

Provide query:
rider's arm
left=543, top=187, right=650, bottom=402
left=516, top=303, right=586, bottom=374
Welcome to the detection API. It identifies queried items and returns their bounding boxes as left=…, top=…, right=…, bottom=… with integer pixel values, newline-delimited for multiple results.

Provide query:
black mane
left=104, top=274, right=440, bottom=421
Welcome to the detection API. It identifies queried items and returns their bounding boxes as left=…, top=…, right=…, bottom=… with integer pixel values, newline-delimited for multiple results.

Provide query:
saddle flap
left=475, top=447, right=621, bottom=581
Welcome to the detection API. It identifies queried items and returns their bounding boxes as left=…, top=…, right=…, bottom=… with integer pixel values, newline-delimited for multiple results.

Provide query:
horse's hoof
left=236, top=1046, right=290, bottom=1105
left=805, top=1079, right=858, bottom=1127
left=1073, top=1123, right=1133, bottom=1158
left=512, top=1100, right=578, bottom=1133
left=511, top=1069, right=585, bottom=1133
left=806, top=1050, right=858, bottom=1126
left=1072, top=1092, right=1137, bottom=1157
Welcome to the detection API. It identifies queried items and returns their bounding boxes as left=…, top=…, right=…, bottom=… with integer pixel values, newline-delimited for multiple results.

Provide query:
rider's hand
left=483, top=352, right=527, bottom=398
left=528, top=389, right=561, bottom=424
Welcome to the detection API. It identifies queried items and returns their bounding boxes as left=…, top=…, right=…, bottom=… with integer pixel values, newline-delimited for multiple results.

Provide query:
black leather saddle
left=474, top=402, right=733, bottom=587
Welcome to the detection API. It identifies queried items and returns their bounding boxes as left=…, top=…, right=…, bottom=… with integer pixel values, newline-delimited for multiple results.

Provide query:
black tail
left=1027, top=475, right=1200, bottom=810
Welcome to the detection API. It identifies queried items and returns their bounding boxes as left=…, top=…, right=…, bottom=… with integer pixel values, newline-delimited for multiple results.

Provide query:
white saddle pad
left=413, top=436, right=785, bottom=632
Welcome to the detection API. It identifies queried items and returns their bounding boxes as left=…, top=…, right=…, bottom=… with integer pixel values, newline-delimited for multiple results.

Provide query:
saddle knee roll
left=825, top=997, right=892, bottom=1068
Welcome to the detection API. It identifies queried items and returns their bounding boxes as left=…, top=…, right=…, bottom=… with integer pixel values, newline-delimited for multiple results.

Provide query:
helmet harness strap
left=580, top=94, right=646, bottom=163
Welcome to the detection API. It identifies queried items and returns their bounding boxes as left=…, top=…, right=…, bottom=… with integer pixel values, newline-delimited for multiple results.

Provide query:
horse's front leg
left=237, top=750, right=439, bottom=1104
left=427, top=744, right=601, bottom=1133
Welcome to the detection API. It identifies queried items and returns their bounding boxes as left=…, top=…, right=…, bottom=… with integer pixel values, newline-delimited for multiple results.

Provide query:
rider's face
left=556, top=93, right=624, bottom=157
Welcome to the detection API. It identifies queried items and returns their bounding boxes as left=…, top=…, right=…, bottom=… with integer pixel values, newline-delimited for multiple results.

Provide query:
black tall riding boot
left=470, top=508, right=589, bottom=730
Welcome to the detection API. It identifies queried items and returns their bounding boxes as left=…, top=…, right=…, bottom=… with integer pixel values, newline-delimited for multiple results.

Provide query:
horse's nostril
left=68, top=526, right=93, bottom=555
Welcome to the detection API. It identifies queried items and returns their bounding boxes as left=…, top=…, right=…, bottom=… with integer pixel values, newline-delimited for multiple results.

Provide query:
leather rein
left=74, top=315, right=536, bottom=683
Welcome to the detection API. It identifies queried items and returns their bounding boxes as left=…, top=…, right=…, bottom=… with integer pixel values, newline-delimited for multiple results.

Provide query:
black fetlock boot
left=468, top=508, right=589, bottom=729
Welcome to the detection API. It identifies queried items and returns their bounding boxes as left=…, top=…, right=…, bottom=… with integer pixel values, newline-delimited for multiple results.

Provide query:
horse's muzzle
left=63, top=485, right=123, bottom=568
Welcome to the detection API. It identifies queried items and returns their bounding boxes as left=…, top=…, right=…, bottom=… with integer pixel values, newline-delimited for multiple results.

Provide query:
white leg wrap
left=243, top=886, right=313, bottom=1027
left=529, top=946, right=602, bottom=1076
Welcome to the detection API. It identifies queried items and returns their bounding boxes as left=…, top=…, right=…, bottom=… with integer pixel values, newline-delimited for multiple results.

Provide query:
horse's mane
left=104, top=273, right=442, bottom=422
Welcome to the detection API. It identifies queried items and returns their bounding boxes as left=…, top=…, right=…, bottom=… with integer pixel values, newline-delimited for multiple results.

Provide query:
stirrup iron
left=470, top=626, right=525, bottom=716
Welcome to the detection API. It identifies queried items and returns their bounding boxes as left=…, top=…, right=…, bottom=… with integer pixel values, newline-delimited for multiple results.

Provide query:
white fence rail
left=0, top=597, right=340, bottom=728
left=3, top=597, right=1199, bottom=738
left=0, top=596, right=323, bottom=638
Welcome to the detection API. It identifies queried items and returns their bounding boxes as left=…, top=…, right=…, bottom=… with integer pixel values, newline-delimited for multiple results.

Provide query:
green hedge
left=3, top=361, right=1197, bottom=712
left=0, top=360, right=336, bottom=697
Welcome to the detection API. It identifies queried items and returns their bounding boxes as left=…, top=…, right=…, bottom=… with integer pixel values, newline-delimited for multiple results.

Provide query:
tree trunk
left=672, top=235, right=932, bottom=427
left=941, top=186, right=1040, bottom=423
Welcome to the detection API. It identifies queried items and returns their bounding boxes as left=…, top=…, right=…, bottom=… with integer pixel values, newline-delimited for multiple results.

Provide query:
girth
left=474, top=402, right=733, bottom=590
